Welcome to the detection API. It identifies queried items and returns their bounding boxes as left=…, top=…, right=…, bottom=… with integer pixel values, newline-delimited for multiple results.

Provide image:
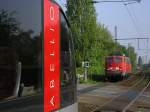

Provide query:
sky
left=0, top=0, right=149, bottom=63
left=57, top=0, right=150, bottom=63
left=0, top=0, right=41, bottom=35
left=93, top=0, right=150, bottom=63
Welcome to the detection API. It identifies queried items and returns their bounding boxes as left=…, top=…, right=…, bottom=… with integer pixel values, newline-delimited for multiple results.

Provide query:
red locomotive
left=105, top=55, right=132, bottom=80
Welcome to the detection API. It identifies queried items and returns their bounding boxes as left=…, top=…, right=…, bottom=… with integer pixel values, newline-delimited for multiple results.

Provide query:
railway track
left=78, top=74, right=150, bottom=112
left=122, top=81, right=150, bottom=112
left=117, top=74, right=142, bottom=87
left=123, top=76, right=150, bottom=112
left=93, top=74, right=150, bottom=112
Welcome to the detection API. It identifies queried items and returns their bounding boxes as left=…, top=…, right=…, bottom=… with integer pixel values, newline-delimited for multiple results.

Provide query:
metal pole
left=128, top=43, right=131, bottom=57
left=90, top=0, right=141, bottom=4
left=137, top=38, right=140, bottom=49
left=84, top=67, right=88, bottom=82
left=115, top=26, right=117, bottom=43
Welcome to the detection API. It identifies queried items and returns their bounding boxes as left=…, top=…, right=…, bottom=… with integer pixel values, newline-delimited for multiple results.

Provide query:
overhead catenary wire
left=122, top=0, right=141, bottom=37
left=121, top=0, right=149, bottom=51
left=91, top=0, right=140, bottom=3
left=127, top=2, right=150, bottom=60
left=128, top=4, right=148, bottom=50
left=129, top=5, right=143, bottom=34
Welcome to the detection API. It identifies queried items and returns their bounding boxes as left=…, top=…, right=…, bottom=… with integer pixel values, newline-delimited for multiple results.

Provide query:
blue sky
left=94, top=0, right=150, bottom=63
left=58, top=0, right=150, bottom=63
left=1, top=0, right=148, bottom=62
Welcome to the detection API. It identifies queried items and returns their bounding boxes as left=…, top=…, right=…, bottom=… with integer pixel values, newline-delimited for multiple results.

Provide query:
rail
left=91, top=74, right=149, bottom=112
left=122, top=76, right=150, bottom=112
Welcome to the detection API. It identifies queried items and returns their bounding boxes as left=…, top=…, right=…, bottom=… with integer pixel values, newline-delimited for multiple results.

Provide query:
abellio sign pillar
left=44, top=0, right=60, bottom=112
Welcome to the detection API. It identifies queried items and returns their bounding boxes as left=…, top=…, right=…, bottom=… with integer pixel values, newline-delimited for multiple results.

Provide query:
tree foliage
left=0, top=10, right=42, bottom=88
left=66, top=0, right=137, bottom=75
left=0, top=10, right=19, bottom=46
left=0, top=10, right=41, bottom=66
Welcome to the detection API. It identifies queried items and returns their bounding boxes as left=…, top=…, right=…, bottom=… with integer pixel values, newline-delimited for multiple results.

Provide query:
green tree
left=66, top=0, right=137, bottom=76
left=66, top=0, right=97, bottom=68
left=138, top=56, right=143, bottom=68
left=0, top=10, right=19, bottom=46
left=67, top=0, right=115, bottom=75
left=127, top=46, right=137, bottom=71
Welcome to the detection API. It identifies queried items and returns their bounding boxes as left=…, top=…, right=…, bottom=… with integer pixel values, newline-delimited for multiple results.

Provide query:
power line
left=129, top=6, right=139, bottom=26
left=91, top=0, right=140, bottom=3
left=129, top=5, right=144, bottom=36
left=136, top=49, right=150, bottom=50
left=122, top=0, right=141, bottom=37
left=115, top=37, right=149, bottom=49
left=122, top=2, right=149, bottom=50
left=115, top=37, right=148, bottom=40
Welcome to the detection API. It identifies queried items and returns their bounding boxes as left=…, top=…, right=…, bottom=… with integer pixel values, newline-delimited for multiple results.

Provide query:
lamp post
left=90, top=0, right=141, bottom=4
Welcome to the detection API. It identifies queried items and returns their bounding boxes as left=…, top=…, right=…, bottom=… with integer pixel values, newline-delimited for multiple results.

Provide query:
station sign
left=82, top=61, right=90, bottom=68
left=44, top=0, right=60, bottom=111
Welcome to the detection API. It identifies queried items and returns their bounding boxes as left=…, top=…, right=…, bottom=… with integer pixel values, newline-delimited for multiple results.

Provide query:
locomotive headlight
left=116, top=67, right=119, bottom=70
left=107, top=67, right=112, bottom=70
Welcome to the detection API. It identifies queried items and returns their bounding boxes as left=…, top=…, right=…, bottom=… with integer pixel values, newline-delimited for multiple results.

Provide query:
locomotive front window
left=0, top=0, right=42, bottom=102
left=114, top=57, right=122, bottom=63
left=107, top=57, right=113, bottom=63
